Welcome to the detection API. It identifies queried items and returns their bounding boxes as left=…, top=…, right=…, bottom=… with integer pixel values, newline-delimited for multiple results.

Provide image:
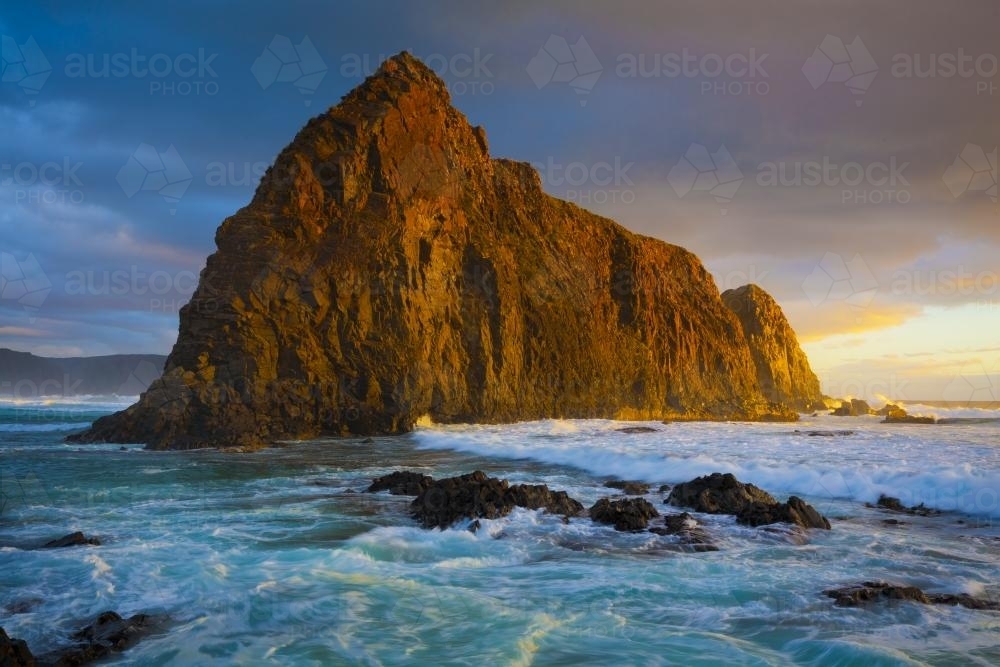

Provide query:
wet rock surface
left=589, top=497, right=660, bottom=531
left=737, top=496, right=831, bottom=530
left=410, top=471, right=583, bottom=529
left=0, top=627, right=35, bottom=667
left=824, top=582, right=1000, bottom=610
left=615, top=426, right=659, bottom=434
left=365, top=471, right=434, bottom=496
left=667, top=473, right=830, bottom=530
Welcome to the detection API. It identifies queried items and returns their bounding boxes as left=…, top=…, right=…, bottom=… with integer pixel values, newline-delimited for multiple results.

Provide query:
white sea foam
left=0, top=422, right=94, bottom=432
left=413, top=418, right=1000, bottom=518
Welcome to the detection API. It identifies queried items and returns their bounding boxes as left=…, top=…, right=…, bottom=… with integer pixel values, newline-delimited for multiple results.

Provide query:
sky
left=0, top=0, right=998, bottom=404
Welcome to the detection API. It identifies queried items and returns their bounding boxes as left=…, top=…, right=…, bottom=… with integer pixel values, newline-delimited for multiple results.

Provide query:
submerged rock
left=615, top=426, right=659, bottom=434
left=0, top=628, right=35, bottom=667
left=589, top=497, right=659, bottom=531
left=365, top=471, right=434, bottom=496
left=793, top=430, right=855, bottom=437
left=66, top=52, right=813, bottom=451
left=410, top=471, right=582, bottom=529
left=824, top=582, right=1000, bottom=610
left=667, top=473, right=830, bottom=530
left=648, top=512, right=719, bottom=551
left=42, top=532, right=100, bottom=549
left=603, top=480, right=651, bottom=495
left=869, top=494, right=940, bottom=516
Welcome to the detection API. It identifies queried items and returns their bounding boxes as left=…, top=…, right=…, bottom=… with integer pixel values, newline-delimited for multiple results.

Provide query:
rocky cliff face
left=721, top=285, right=824, bottom=412
left=70, top=52, right=815, bottom=450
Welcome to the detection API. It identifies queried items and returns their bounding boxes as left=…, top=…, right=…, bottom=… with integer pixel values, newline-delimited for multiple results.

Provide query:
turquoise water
left=2, top=400, right=1000, bottom=665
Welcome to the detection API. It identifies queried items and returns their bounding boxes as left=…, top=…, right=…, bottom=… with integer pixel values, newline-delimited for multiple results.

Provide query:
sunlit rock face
left=721, top=284, right=824, bottom=412
left=71, top=52, right=817, bottom=450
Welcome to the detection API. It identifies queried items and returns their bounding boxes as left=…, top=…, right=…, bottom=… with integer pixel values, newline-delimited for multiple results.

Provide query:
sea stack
left=70, top=52, right=819, bottom=450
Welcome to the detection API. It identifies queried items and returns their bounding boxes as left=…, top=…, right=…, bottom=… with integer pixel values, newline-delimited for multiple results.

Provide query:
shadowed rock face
left=70, top=52, right=815, bottom=450
left=721, top=285, right=824, bottom=412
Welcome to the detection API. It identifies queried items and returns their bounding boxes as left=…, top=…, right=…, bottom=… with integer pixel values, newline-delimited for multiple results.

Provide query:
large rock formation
left=721, top=285, right=824, bottom=412
left=70, top=52, right=817, bottom=450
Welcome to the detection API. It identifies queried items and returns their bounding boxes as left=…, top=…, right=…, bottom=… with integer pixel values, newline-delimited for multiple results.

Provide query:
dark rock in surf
left=410, top=471, right=582, bottom=529
left=666, top=473, right=777, bottom=515
left=589, top=497, right=659, bottom=531
left=42, top=532, right=100, bottom=549
left=869, top=494, right=940, bottom=516
left=366, top=471, right=435, bottom=496
left=823, top=581, right=1000, bottom=610
left=603, top=480, right=651, bottom=495
left=668, top=473, right=830, bottom=530
left=615, top=426, right=659, bottom=434
left=737, top=496, right=831, bottom=530
left=648, top=512, right=719, bottom=551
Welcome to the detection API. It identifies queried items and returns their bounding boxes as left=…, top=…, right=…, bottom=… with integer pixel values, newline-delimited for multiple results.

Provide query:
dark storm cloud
left=0, top=0, right=997, bottom=373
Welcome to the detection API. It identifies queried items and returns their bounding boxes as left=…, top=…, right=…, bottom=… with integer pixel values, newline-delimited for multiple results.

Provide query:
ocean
left=2, top=399, right=1000, bottom=665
